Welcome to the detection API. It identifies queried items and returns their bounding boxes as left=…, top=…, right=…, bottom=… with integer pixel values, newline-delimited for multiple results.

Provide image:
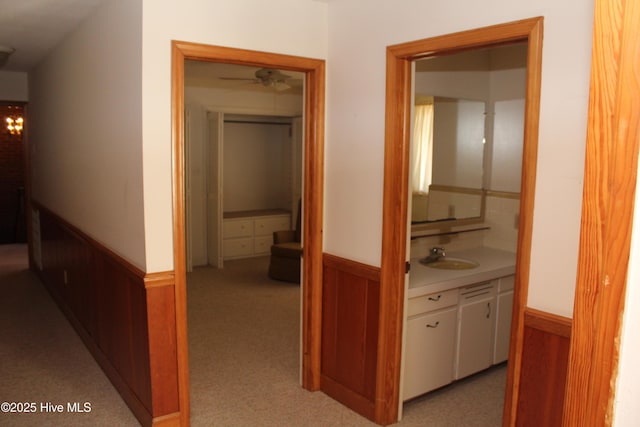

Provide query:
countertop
left=408, top=247, right=516, bottom=298
left=223, top=209, right=290, bottom=219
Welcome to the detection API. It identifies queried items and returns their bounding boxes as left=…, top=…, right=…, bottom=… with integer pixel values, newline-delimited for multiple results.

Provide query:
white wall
left=431, top=99, right=485, bottom=188
left=0, top=71, right=28, bottom=101
left=185, top=86, right=303, bottom=117
left=324, top=0, right=593, bottom=317
left=223, top=121, right=293, bottom=212
left=28, top=0, right=145, bottom=268
left=141, top=0, right=328, bottom=272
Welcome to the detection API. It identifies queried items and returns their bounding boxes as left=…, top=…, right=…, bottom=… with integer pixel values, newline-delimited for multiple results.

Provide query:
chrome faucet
left=423, top=246, right=446, bottom=264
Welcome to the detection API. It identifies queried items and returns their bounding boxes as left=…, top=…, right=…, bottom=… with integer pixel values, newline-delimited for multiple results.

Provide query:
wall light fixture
left=6, top=116, right=23, bottom=135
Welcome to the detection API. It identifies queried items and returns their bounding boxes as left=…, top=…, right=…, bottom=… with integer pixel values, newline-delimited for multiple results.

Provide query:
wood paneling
left=145, top=273, right=180, bottom=418
left=381, top=18, right=543, bottom=426
left=516, top=309, right=571, bottom=427
left=32, top=203, right=180, bottom=426
left=321, top=254, right=380, bottom=421
left=564, top=0, right=640, bottom=425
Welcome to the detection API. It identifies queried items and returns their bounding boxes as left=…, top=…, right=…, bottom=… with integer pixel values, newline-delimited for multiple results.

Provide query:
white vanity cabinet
left=403, top=289, right=458, bottom=400
left=403, top=248, right=517, bottom=401
left=493, top=275, right=515, bottom=364
left=455, top=281, right=497, bottom=380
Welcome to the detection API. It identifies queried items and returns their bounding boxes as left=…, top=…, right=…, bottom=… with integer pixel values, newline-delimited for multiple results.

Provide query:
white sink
left=420, top=257, right=479, bottom=270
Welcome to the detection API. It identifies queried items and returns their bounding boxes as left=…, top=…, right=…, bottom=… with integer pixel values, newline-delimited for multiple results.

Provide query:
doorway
left=378, top=18, right=543, bottom=425
left=171, top=41, right=325, bottom=424
left=0, top=103, right=27, bottom=245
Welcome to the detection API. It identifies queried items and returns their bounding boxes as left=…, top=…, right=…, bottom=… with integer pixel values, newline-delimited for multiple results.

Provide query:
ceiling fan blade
left=219, top=77, right=258, bottom=82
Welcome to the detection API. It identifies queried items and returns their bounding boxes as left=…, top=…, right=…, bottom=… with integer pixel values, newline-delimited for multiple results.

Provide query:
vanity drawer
left=407, top=288, right=458, bottom=316
left=223, top=219, right=253, bottom=238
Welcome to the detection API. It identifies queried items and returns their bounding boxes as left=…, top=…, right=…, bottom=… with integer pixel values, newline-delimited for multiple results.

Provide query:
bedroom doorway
left=171, top=41, right=325, bottom=424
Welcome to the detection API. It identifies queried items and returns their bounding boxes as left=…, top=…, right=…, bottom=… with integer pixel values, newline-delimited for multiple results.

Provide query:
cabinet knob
left=426, top=321, right=440, bottom=328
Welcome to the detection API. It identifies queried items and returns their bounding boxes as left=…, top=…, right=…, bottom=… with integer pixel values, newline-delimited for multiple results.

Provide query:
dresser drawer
left=222, top=238, right=253, bottom=258
left=407, top=288, right=458, bottom=316
left=253, top=236, right=273, bottom=255
left=254, top=215, right=290, bottom=237
left=223, top=219, right=253, bottom=238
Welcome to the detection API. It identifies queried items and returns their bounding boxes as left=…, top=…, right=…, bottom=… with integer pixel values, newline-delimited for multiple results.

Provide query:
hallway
left=0, top=244, right=138, bottom=426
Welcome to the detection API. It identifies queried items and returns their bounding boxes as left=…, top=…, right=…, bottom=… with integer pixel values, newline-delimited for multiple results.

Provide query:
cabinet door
left=403, top=308, right=457, bottom=401
left=493, top=290, right=514, bottom=364
left=456, top=296, right=496, bottom=379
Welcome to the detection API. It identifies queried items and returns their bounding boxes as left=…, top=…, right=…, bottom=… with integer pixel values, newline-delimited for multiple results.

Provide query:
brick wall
left=0, top=104, right=25, bottom=243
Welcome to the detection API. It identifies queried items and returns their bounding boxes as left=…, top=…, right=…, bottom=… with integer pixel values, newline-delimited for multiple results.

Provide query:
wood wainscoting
left=31, top=203, right=180, bottom=426
left=321, top=253, right=380, bottom=422
left=515, top=308, right=572, bottom=426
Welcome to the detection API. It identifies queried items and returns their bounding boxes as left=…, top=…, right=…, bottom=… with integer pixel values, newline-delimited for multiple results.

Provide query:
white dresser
left=222, top=209, right=291, bottom=260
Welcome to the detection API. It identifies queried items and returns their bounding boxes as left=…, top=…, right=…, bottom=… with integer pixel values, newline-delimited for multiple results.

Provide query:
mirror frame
left=377, top=17, right=543, bottom=425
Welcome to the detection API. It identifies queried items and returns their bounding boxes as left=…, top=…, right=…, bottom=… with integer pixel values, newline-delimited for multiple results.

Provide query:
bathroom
left=400, top=41, right=527, bottom=405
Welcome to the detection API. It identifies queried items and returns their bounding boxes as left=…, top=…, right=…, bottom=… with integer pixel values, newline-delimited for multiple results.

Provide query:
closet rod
left=224, top=119, right=291, bottom=126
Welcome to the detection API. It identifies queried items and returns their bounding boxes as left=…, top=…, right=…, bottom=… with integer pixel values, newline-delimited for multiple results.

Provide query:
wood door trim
left=171, top=41, right=325, bottom=425
left=380, top=18, right=543, bottom=425
left=563, top=0, right=640, bottom=424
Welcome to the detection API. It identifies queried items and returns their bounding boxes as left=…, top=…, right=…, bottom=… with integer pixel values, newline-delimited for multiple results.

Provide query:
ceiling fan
left=219, top=67, right=298, bottom=91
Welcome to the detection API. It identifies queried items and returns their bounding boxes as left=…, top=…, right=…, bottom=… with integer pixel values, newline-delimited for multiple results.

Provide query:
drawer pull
left=428, top=295, right=442, bottom=301
left=426, top=321, right=440, bottom=328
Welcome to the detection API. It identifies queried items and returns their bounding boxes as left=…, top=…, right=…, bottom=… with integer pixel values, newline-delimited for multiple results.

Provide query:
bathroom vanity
left=402, top=247, right=516, bottom=401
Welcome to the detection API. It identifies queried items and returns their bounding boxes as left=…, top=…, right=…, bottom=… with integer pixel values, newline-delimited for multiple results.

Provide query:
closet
left=185, top=109, right=302, bottom=270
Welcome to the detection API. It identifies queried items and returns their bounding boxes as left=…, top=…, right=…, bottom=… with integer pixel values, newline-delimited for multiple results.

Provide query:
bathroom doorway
left=379, top=18, right=543, bottom=424
left=402, top=40, right=528, bottom=420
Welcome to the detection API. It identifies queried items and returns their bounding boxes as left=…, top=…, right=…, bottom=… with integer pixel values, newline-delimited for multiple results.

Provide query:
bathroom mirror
left=411, top=95, right=486, bottom=224
left=410, top=43, right=527, bottom=231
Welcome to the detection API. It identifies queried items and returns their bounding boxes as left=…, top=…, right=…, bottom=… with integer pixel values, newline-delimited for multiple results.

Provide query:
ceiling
left=0, top=0, right=105, bottom=72
left=0, top=0, right=304, bottom=95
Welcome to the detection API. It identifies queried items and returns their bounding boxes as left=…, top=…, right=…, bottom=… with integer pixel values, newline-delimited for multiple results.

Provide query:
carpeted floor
left=0, top=244, right=138, bottom=426
left=0, top=245, right=506, bottom=426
